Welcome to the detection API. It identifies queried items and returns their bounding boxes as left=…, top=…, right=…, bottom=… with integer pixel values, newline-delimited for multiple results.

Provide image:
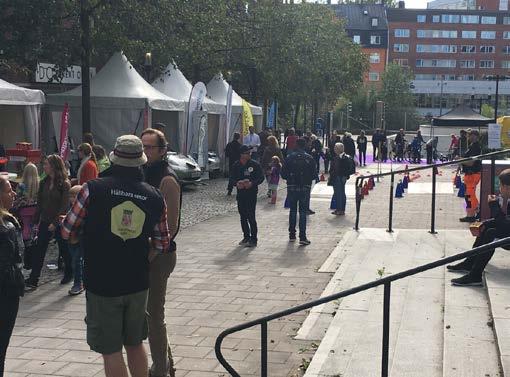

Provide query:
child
left=268, top=156, right=282, bottom=204
left=64, top=185, right=84, bottom=295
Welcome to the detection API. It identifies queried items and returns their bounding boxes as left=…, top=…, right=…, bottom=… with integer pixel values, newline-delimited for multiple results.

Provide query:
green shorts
left=85, top=290, right=149, bottom=354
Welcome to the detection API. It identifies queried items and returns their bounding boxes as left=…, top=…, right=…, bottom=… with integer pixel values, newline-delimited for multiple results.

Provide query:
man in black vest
left=141, top=128, right=180, bottom=377
left=62, top=135, right=170, bottom=377
left=225, top=132, right=242, bottom=195
left=281, top=138, right=316, bottom=245
left=230, top=145, right=264, bottom=247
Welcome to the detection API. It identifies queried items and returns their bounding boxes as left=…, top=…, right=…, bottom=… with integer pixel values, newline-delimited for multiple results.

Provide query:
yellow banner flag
left=499, top=116, right=510, bottom=149
left=241, top=99, right=253, bottom=137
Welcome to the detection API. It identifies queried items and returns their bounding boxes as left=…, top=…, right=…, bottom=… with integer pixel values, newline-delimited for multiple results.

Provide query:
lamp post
left=144, top=52, right=152, bottom=82
left=80, top=0, right=91, bottom=135
left=437, top=78, right=447, bottom=116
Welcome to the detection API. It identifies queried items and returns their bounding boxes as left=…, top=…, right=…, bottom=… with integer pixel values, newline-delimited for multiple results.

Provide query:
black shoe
left=227, top=191, right=232, bottom=196
left=238, top=238, right=250, bottom=246
left=307, top=209, right=315, bottom=215
left=299, top=238, right=311, bottom=246
left=247, top=239, right=257, bottom=247
left=451, top=274, right=483, bottom=287
left=24, top=278, right=38, bottom=291
left=459, top=216, right=477, bottom=223
left=289, top=234, right=296, bottom=241
left=57, top=256, right=64, bottom=271
left=61, top=275, right=73, bottom=285
left=446, top=263, right=472, bottom=273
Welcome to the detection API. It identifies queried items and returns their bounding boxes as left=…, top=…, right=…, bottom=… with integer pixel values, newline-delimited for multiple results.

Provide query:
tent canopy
left=0, top=79, right=45, bottom=106
left=432, top=105, right=492, bottom=127
left=206, top=74, right=262, bottom=116
left=47, top=52, right=184, bottom=111
left=152, top=63, right=224, bottom=114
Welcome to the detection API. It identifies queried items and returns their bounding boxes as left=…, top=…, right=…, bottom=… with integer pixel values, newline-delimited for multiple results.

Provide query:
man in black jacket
left=225, top=133, right=242, bottom=195
left=230, top=145, right=265, bottom=247
left=448, top=169, right=510, bottom=286
left=281, top=138, right=316, bottom=245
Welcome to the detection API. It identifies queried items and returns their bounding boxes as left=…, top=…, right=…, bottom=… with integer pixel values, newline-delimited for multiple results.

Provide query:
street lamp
left=437, top=78, right=447, bottom=116
left=144, top=52, right=152, bottom=82
left=485, top=74, right=510, bottom=122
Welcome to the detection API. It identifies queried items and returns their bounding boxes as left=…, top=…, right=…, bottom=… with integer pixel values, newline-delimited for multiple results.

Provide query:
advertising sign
left=36, top=63, right=96, bottom=84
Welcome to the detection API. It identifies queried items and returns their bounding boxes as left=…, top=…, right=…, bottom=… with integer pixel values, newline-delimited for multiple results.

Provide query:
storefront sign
left=35, top=63, right=96, bottom=84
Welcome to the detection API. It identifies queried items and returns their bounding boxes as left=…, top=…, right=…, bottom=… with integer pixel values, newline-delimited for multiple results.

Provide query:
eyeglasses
left=143, top=145, right=165, bottom=151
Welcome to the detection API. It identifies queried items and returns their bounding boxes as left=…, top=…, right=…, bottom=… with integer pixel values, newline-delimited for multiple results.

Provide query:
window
left=394, top=43, right=409, bottom=52
left=394, top=29, right=410, bottom=37
left=353, top=35, right=360, bottom=44
left=461, top=45, right=476, bottom=53
left=369, top=72, right=380, bottom=81
left=459, top=60, right=475, bottom=68
left=502, top=61, right=510, bottom=69
left=414, top=74, right=436, bottom=80
left=369, top=53, right=380, bottom=64
left=432, top=15, right=440, bottom=23
left=480, top=60, right=494, bottom=68
left=481, top=16, right=497, bottom=24
left=441, top=14, right=459, bottom=23
left=480, top=45, right=495, bottom=53
left=416, top=59, right=424, bottom=67
left=371, top=17, right=378, bottom=27
left=504, top=17, right=510, bottom=25
left=417, top=30, right=457, bottom=38
left=462, top=31, right=476, bottom=38
left=415, top=59, right=456, bottom=68
left=416, top=44, right=457, bottom=53
left=481, top=31, right=496, bottom=39
left=394, top=59, right=409, bottom=67
left=503, top=46, right=510, bottom=54
left=504, top=31, right=510, bottom=39
left=459, top=75, right=475, bottom=80
left=417, top=15, right=426, bottom=22
left=461, top=15, right=479, bottom=23
left=370, top=35, right=381, bottom=45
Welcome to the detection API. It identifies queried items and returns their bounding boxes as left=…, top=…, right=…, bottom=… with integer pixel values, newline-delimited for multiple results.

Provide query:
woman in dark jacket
left=0, top=177, right=24, bottom=376
left=25, top=155, right=71, bottom=290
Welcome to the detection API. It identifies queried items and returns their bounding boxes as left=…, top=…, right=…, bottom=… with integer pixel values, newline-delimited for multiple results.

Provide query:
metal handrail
left=354, top=149, right=510, bottom=233
left=215, top=237, right=510, bottom=377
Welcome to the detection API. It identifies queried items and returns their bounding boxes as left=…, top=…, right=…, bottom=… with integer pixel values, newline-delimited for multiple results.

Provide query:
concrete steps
left=301, top=229, right=502, bottom=377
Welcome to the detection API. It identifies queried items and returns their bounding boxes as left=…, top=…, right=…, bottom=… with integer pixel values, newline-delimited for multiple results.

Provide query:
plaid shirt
left=62, top=183, right=170, bottom=253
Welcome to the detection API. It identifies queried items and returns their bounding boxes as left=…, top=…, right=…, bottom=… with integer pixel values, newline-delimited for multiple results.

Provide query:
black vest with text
left=84, top=175, right=165, bottom=297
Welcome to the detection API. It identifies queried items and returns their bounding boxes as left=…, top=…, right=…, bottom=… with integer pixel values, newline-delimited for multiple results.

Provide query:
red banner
left=59, top=103, right=70, bottom=160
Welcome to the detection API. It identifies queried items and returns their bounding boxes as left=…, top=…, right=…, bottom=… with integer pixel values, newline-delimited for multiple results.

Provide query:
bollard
left=402, top=175, right=409, bottom=189
left=457, top=182, right=465, bottom=198
left=395, top=182, right=404, bottom=198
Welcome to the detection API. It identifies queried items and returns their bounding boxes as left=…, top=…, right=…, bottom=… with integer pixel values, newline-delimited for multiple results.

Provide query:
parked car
left=167, top=151, right=202, bottom=185
left=208, top=151, right=221, bottom=178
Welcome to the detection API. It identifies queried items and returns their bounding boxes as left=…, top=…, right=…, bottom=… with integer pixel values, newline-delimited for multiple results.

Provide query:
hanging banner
left=189, top=111, right=208, bottom=169
left=225, top=84, right=233, bottom=145
left=241, top=99, right=253, bottom=137
left=499, top=116, right=510, bottom=149
left=267, top=101, right=276, bottom=129
left=59, top=103, right=70, bottom=160
left=488, top=123, right=501, bottom=149
left=185, top=82, right=207, bottom=154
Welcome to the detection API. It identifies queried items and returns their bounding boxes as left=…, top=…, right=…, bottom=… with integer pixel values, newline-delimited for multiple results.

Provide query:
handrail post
left=388, top=173, right=394, bottom=233
left=430, top=165, right=437, bottom=234
left=381, top=282, right=391, bottom=377
left=355, top=178, right=362, bottom=231
left=261, top=321, right=268, bottom=377
left=491, top=156, right=496, bottom=194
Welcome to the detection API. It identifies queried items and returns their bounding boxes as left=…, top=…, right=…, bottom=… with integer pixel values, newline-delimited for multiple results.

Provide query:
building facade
left=332, top=4, right=388, bottom=85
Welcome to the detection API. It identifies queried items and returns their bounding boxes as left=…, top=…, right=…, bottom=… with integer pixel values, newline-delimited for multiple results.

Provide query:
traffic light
left=347, top=102, right=352, bottom=113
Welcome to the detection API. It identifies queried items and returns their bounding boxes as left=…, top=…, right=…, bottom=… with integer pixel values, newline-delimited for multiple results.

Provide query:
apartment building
left=331, top=4, right=388, bottom=85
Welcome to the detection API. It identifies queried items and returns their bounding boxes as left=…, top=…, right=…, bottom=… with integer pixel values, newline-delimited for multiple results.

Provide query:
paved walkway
left=5, top=161, right=477, bottom=377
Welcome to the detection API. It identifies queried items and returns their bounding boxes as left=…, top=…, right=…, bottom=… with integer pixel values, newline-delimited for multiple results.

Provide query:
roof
left=331, top=4, right=388, bottom=30
left=432, top=104, right=492, bottom=126
left=206, top=74, right=262, bottom=116
left=47, top=52, right=185, bottom=111
left=0, top=78, right=45, bottom=106
left=152, top=63, right=225, bottom=114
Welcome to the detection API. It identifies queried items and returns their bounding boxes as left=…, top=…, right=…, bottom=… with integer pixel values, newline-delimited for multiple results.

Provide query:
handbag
left=0, top=265, right=25, bottom=297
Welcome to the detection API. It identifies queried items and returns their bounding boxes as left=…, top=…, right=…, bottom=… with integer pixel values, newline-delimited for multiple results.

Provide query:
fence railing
left=215, top=237, right=510, bottom=376
left=355, top=149, right=510, bottom=233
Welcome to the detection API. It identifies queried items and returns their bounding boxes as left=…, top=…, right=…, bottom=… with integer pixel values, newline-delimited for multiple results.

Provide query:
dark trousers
left=372, top=144, right=378, bottom=160
left=55, top=225, right=72, bottom=278
left=314, top=155, right=320, bottom=174
left=358, top=149, right=366, bottom=165
left=461, top=226, right=506, bottom=279
left=288, top=189, right=310, bottom=239
left=0, top=294, right=20, bottom=376
left=237, top=195, right=258, bottom=241
left=227, top=161, right=235, bottom=192
left=29, top=222, right=71, bottom=284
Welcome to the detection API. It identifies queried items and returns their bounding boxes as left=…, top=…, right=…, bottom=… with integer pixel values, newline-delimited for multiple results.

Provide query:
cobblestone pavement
left=6, top=161, right=471, bottom=377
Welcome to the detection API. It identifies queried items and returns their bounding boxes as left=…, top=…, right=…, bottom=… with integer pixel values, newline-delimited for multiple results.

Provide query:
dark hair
left=141, top=128, right=168, bottom=162
left=153, top=122, right=166, bottom=132
left=46, top=154, right=68, bottom=188
left=233, top=132, right=241, bottom=141
left=296, top=138, right=306, bottom=149
left=78, top=143, right=97, bottom=166
left=470, top=130, right=480, bottom=137
left=92, top=145, right=106, bottom=160
left=499, top=169, right=510, bottom=186
left=83, top=132, right=94, bottom=145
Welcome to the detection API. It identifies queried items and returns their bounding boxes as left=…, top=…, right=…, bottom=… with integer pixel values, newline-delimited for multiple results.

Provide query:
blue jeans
left=333, top=176, right=347, bottom=212
left=288, top=189, right=310, bottom=239
left=68, top=242, right=83, bottom=288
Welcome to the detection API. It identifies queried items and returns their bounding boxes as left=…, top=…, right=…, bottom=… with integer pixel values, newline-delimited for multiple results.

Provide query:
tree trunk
left=262, top=98, right=269, bottom=128
left=294, top=102, right=300, bottom=129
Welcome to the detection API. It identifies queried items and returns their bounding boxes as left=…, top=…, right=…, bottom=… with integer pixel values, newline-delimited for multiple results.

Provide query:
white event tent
left=206, top=74, right=263, bottom=157
left=152, top=63, right=225, bottom=153
left=46, top=52, right=185, bottom=151
left=0, top=78, right=45, bottom=149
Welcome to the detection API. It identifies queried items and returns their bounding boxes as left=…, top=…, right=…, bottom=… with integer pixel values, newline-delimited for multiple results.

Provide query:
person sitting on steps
left=448, top=169, right=510, bottom=286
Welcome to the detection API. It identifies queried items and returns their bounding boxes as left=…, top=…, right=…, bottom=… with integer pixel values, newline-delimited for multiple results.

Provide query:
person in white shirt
left=243, top=127, right=261, bottom=161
